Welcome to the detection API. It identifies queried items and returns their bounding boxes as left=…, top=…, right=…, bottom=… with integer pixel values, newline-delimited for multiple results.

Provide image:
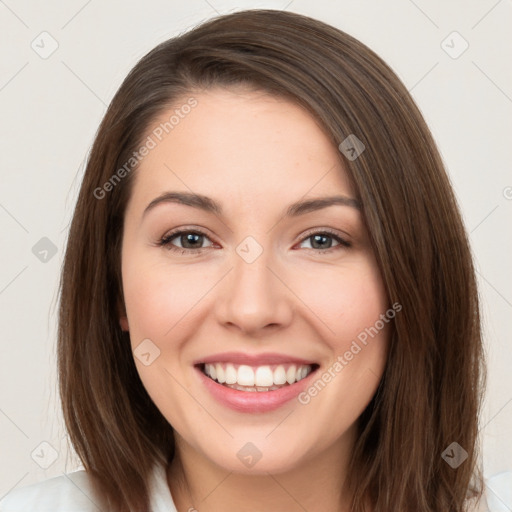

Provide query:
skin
left=119, top=86, right=390, bottom=512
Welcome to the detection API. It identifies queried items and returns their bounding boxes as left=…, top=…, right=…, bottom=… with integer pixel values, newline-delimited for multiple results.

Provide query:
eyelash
left=157, top=227, right=351, bottom=256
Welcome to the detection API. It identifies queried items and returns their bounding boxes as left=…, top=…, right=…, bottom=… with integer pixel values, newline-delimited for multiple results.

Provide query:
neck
left=167, top=425, right=360, bottom=512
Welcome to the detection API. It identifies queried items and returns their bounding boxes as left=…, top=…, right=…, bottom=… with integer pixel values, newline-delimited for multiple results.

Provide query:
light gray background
left=1, top=0, right=511, bottom=503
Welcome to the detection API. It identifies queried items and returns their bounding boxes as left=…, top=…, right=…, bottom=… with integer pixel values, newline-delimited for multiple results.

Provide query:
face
left=119, top=87, right=391, bottom=475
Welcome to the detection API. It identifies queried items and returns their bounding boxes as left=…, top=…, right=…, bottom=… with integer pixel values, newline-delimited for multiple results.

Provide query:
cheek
left=122, top=256, right=211, bottom=341
left=294, top=264, right=390, bottom=440
left=293, top=259, right=389, bottom=347
left=120, top=256, right=205, bottom=416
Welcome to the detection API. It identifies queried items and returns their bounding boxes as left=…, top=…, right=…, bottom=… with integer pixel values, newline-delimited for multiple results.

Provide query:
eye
left=297, top=229, right=351, bottom=253
left=157, top=227, right=351, bottom=256
left=158, top=229, right=214, bottom=254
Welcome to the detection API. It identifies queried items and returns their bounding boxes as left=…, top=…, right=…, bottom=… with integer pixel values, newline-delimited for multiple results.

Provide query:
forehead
left=128, top=87, right=355, bottom=214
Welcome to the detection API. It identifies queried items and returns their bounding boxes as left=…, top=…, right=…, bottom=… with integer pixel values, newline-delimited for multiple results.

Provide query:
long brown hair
left=58, top=9, right=486, bottom=511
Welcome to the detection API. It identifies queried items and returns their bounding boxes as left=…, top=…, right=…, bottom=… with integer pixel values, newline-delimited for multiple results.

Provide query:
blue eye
left=158, top=228, right=351, bottom=255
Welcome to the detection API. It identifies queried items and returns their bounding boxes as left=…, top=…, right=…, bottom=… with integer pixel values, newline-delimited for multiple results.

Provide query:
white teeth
left=286, top=365, right=296, bottom=384
left=273, top=365, right=287, bottom=385
left=255, top=366, right=274, bottom=387
left=202, top=362, right=314, bottom=389
left=225, top=364, right=237, bottom=384
left=237, top=365, right=255, bottom=386
left=216, top=364, right=226, bottom=383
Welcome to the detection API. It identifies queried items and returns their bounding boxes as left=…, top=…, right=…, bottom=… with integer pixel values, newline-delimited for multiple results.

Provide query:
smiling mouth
left=197, top=362, right=320, bottom=392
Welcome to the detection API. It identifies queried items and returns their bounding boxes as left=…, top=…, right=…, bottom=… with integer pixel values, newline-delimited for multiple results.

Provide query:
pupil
left=178, top=233, right=332, bottom=250
left=312, top=234, right=331, bottom=249
left=182, top=233, right=201, bottom=248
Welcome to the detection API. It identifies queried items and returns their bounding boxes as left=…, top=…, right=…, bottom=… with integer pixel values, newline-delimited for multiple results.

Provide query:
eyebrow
left=142, top=191, right=361, bottom=219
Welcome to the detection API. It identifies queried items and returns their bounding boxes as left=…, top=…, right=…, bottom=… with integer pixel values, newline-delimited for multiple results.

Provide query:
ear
left=119, top=315, right=129, bottom=331
left=117, top=299, right=129, bottom=332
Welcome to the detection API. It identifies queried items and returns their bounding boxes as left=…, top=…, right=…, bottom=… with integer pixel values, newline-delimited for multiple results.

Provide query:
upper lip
left=194, top=352, right=318, bottom=366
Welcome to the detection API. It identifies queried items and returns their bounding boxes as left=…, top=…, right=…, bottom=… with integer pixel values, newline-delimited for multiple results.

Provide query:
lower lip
left=195, top=366, right=318, bottom=413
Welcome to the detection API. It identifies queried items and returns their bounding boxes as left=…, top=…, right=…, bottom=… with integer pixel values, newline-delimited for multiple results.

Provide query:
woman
left=0, top=9, right=488, bottom=512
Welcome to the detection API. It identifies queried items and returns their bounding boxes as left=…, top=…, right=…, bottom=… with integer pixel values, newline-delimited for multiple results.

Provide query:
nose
left=214, top=244, right=294, bottom=336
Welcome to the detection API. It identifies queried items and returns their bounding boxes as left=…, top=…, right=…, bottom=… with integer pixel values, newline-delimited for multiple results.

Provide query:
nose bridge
left=215, top=234, right=292, bottom=333
left=232, top=234, right=278, bottom=307
left=234, top=236, right=273, bottom=290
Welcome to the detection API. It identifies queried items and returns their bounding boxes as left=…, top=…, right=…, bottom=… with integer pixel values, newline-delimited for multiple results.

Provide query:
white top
left=1, top=460, right=510, bottom=511
left=0, top=461, right=177, bottom=512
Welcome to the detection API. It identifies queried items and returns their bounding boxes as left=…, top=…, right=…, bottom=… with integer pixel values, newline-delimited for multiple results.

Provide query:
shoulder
left=0, top=470, right=102, bottom=512
left=0, top=461, right=177, bottom=512
left=482, top=471, right=512, bottom=512
left=465, top=471, right=512, bottom=512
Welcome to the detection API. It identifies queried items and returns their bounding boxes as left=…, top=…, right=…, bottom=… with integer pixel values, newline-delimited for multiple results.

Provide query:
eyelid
left=296, top=227, right=351, bottom=246
left=159, top=226, right=217, bottom=249
left=157, top=226, right=351, bottom=254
